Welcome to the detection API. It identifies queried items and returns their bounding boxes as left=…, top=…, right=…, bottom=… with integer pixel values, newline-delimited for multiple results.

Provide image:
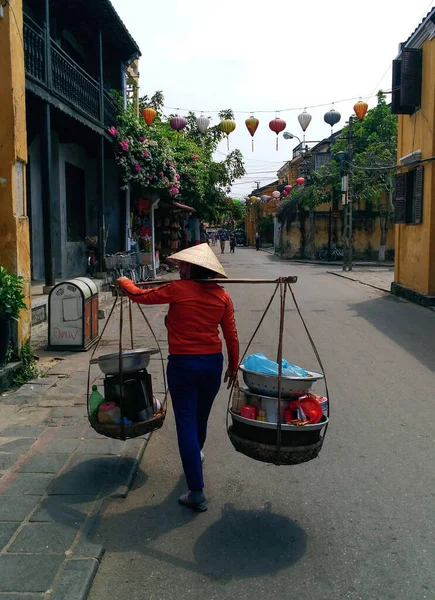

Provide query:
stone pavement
left=0, top=299, right=168, bottom=599
left=328, top=267, right=394, bottom=293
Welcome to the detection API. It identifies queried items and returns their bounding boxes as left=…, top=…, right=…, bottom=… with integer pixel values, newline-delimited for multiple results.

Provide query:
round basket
left=89, top=409, right=166, bottom=440
left=228, top=426, right=324, bottom=465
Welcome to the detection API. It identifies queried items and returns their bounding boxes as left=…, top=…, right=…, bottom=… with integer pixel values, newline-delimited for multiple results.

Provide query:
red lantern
left=296, top=177, right=305, bottom=185
left=269, top=117, right=286, bottom=151
left=284, top=184, right=292, bottom=192
left=282, top=190, right=289, bottom=197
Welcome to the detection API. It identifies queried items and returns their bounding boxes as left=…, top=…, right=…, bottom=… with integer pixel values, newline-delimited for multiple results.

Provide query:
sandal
left=178, top=492, right=208, bottom=513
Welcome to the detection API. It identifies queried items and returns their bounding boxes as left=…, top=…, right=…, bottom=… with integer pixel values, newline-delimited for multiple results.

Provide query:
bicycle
left=318, top=244, right=344, bottom=261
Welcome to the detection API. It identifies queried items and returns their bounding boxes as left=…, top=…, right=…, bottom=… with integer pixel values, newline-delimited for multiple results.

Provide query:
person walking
left=219, top=230, right=227, bottom=254
left=116, top=244, right=239, bottom=513
left=211, top=232, right=216, bottom=246
left=255, top=231, right=261, bottom=251
left=230, top=232, right=236, bottom=253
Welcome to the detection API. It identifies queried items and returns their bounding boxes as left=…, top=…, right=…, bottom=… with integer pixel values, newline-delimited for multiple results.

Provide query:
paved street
left=87, top=248, right=435, bottom=600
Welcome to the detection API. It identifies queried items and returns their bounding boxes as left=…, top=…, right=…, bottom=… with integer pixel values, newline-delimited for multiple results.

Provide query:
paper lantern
left=272, top=191, right=280, bottom=198
left=170, top=116, right=188, bottom=131
left=261, top=195, right=270, bottom=202
left=245, top=115, right=259, bottom=151
left=298, top=110, right=312, bottom=132
left=269, top=117, right=286, bottom=150
left=296, top=177, right=305, bottom=185
left=324, top=107, right=341, bottom=133
left=196, top=115, right=210, bottom=133
left=283, top=190, right=289, bottom=197
left=354, top=100, right=368, bottom=120
left=142, top=107, right=156, bottom=127
left=219, top=119, right=236, bottom=150
left=284, top=184, right=292, bottom=192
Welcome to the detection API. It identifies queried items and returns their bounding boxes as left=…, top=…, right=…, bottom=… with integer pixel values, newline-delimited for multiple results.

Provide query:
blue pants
left=167, top=353, right=223, bottom=491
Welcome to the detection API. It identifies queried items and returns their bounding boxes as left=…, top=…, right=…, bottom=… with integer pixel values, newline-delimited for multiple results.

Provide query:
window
left=395, top=166, right=424, bottom=225
left=65, top=162, right=86, bottom=241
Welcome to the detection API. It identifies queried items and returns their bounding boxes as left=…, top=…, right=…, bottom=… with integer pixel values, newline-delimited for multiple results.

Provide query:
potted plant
left=0, top=267, right=27, bottom=365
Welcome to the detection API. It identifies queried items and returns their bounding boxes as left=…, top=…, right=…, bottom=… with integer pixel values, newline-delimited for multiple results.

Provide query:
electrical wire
left=163, top=92, right=391, bottom=117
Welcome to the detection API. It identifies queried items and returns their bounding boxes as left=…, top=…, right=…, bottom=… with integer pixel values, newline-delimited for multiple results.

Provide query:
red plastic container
left=240, top=405, right=257, bottom=420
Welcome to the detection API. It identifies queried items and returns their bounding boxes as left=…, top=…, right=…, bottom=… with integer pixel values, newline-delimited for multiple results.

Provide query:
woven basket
left=228, top=427, right=323, bottom=465
left=90, top=410, right=166, bottom=440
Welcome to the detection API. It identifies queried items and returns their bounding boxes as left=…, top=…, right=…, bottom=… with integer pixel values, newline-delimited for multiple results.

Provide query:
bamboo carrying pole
left=130, top=277, right=298, bottom=288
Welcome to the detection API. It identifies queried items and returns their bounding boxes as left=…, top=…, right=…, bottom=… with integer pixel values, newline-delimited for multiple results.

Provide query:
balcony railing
left=24, top=15, right=118, bottom=128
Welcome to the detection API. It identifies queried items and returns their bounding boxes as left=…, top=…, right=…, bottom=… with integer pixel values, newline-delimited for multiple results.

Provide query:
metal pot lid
left=97, top=348, right=159, bottom=361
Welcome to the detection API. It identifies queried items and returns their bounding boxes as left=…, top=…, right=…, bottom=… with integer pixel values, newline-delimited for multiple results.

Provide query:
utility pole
left=341, top=116, right=354, bottom=271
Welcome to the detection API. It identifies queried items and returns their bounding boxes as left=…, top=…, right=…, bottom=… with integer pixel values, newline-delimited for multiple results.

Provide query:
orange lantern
left=354, top=100, right=368, bottom=120
left=142, top=107, right=157, bottom=127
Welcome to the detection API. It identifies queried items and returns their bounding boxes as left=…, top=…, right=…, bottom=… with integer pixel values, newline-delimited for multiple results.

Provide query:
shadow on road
left=49, top=460, right=307, bottom=582
left=348, top=294, right=435, bottom=372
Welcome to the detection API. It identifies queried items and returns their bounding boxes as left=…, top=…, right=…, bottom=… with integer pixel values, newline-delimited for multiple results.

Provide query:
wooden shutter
left=394, top=173, right=407, bottom=224
left=414, top=166, right=424, bottom=224
left=391, top=60, right=402, bottom=115
left=400, top=48, right=423, bottom=112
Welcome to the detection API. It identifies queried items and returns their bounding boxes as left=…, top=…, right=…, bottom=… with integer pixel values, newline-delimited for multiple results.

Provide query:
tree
left=112, top=91, right=246, bottom=221
left=277, top=92, right=397, bottom=261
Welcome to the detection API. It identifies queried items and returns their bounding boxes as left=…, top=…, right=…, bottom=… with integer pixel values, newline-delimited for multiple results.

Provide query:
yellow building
left=0, top=0, right=31, bottom=347
left=245, top=181, right=280, bottom=246
left=391, top=8, right=435, bottom=306
left=277, top=138, right=395, bottom=260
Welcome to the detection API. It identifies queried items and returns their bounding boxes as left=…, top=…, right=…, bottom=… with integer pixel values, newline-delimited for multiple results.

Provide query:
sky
left=111, top=0, right=433, bottom=198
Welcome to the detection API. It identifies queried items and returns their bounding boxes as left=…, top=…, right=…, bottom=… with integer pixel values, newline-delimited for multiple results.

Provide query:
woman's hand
left=224, top=368, right=237, bottom=390
left=115, top=276, right=129, bottom=287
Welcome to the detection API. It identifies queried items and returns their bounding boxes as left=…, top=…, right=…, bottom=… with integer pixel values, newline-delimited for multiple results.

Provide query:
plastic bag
left=243, top=353, right=308, bottom=377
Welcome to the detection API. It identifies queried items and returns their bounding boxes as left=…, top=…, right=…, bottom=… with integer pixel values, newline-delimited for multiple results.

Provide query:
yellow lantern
left=219, top=119, right=236, bottom=150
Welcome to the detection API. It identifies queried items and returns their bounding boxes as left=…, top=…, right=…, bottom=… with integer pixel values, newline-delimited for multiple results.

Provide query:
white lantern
left=298, top=110, right=312, bottom=132
left=196, top=115, right=210, bottom=133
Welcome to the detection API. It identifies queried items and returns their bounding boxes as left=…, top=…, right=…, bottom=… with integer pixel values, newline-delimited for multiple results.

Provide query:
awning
left=173, top=201, right=196, bottom=212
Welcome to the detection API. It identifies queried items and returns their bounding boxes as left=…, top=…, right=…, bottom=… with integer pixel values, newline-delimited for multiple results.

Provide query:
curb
left=58, top=433, right=151, bottom=598
left=328, top=270, right=392, bottom=294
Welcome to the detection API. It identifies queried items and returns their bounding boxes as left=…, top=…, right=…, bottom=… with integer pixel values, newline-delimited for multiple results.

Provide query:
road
left=89, top=248, right=435, bottom=600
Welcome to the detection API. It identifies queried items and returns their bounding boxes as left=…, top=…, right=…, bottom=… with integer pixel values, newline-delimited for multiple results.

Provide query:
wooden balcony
left=24, top=14, right=118, bottom=129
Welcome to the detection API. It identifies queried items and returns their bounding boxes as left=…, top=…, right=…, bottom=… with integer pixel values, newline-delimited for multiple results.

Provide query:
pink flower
left=148, top=176, right=153, bottom=180
left=142, top=151, right=150, bottom=158
left=190, top=177, right=196, bottom=182
left=108, top=126, right=118, bottom=136
left=168, top=162, right=175, bottom=168
left=159, top=171, right=164, bottom=177
left=192, top=154, right=199, bottom=161
left=139, top=136, right=145, bottom=142
left=170, top=186, right=179, bottom=196
left=120, top=140, right=129, bottom=151
left=135, top=163, right=142, bottom=172
left=175, top=173, right=180, bottom=180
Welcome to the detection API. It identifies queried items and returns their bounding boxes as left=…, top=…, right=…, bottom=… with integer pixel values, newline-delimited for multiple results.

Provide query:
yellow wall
left=0, top=0, right=31, bottom=345
left=395, top=36, right=435, bottom=296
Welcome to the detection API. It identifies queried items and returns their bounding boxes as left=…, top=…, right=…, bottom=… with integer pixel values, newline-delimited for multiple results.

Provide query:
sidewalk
left=0, top=300, right=167, bottom=599
left=328, top=267, right=394, bottom=293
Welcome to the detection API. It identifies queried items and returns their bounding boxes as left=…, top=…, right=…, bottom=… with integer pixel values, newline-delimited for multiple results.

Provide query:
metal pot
left=92, top=348, right=159, bottom=375
left=239, top=365, right=323, bottom=398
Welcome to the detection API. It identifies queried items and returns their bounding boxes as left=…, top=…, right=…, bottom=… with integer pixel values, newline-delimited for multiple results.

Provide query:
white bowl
left=239, top=365, right=323, bottom=398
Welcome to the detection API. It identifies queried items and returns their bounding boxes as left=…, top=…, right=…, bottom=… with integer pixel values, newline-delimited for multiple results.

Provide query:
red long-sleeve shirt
left=119, top=279, right=239, bottom=372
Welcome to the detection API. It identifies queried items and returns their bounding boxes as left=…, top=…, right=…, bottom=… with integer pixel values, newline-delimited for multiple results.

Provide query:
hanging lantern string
left=162, top=91, right=391, bottom=116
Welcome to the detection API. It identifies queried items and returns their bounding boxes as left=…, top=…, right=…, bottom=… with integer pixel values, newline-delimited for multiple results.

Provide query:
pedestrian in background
left=230, top=232, right=236, bottom=253
left=255, top=231, right=261, bottom=251
left=219, top=230, right=226, bottom=254
left=211, top=232, right=216, bottom=246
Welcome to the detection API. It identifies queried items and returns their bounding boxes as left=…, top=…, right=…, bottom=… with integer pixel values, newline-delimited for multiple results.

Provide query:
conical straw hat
left=167, top=243, right=227, bottom=278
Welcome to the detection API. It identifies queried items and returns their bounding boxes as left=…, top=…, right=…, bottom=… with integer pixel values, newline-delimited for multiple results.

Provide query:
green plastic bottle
left=89, top=385, right=104, bottom=421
